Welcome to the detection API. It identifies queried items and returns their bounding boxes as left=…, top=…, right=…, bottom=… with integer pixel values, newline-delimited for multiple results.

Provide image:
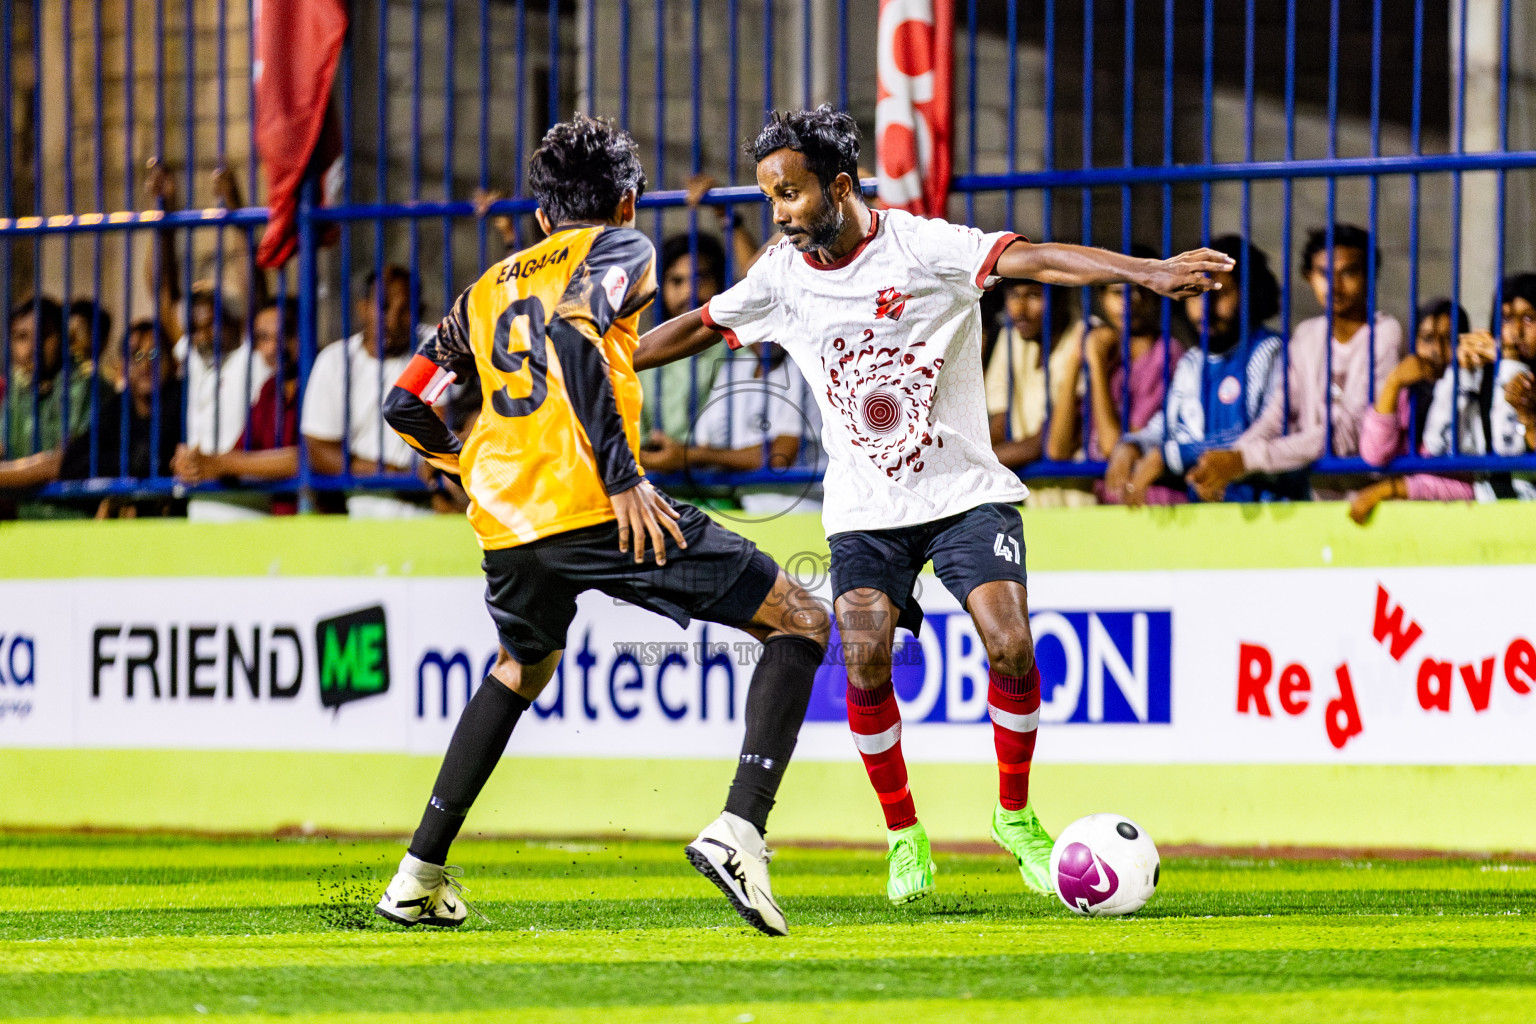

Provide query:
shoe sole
left=373, top=905, right=466, bottom=929
left=990, top=826, right=1055, bottom=896
left=887, top=882, right=935, bottom=905
left=684, top=846, right=784, bottom=937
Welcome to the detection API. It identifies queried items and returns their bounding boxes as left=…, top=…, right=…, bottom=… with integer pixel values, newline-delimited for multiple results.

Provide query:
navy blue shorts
left=482, top=495, right=779, bottom=663
left=828, top=502, right=1027, bottom=636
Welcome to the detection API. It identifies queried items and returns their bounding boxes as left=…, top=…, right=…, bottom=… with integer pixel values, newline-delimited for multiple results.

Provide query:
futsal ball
left=1049, top=813, right=1160, bottom=917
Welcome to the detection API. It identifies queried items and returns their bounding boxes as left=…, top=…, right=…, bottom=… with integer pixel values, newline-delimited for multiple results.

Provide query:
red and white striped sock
left=846, top=681, right=917, bottom=831
left=989, top=665, right=1041, bottom=811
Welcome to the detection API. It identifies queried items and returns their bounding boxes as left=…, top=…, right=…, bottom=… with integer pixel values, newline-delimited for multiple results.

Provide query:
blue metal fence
left=2, top=0, right=1534, bottom=518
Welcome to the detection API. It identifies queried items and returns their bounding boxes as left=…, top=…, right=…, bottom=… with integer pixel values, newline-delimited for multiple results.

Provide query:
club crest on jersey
left=874, top=286, right=912, bottom=321
left=1217, top=374, right=1242, bottom=404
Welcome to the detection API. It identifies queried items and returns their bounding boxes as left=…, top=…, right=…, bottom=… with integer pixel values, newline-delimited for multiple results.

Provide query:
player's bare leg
left=686, top=570, right=829, bottom=936
left=967, top=580, right=1054, bottom=894
left=377, top=649, right=561, bottom=927
left=837, top=588, right=935, bottom=904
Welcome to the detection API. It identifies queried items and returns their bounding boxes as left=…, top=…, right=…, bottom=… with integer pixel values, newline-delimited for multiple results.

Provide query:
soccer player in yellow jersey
left=374, top=116, right=829, bottom=937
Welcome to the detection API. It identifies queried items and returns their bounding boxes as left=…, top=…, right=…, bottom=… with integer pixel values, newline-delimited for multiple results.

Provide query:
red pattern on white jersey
left=705, top=208, right=1028, bottom=533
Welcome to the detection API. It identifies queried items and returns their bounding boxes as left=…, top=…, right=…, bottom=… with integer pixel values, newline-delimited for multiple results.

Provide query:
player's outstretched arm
left=383, top=292, right=473, bottom=476
left=633, top=308, right=722, bottom=371
left=994, top=241, right=1234, bottom=300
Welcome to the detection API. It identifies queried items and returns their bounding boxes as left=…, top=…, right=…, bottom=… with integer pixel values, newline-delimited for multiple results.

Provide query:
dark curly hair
left=1209, top=234, right=1280, bottom=325
left=528, top=114, right=647, bottom=227
left=749, top=105, right=862, bottom=196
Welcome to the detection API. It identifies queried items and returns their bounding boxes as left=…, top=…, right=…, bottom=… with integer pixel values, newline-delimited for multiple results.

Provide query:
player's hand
left=1457, top=330, right=1498, bottom=370
left=610, top=479, right=687, bottom=565
left=1103, top=443, right=1137, bottom=500
left=1144, top=249, right=1235, bottom=301
left=1188, top=448, right=1245, bottom=503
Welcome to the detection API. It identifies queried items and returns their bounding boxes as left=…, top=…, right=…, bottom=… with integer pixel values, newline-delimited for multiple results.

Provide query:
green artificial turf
left=0, top=835, right=1531, bottom=1022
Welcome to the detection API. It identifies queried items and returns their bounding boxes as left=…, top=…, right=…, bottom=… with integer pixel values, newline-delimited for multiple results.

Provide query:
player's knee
left=985, top=627, right=1035, bottom=677
left=774, top=576, right=832, bottom=649
left=793, top=594, right=833, bottom=650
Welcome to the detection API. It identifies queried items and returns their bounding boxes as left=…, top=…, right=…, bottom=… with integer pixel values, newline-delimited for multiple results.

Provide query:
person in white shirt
left=144, top=161, right=270, bottom=459
left=171, top=288, right=271, bottom=457
left=301, top=264, right=440, bottom=517
left=639, top=341, right=825, bottom=514
left=635, top=105, right=1230, bottom=904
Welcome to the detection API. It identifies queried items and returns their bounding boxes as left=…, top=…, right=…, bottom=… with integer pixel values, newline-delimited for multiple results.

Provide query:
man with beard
left=634, top=105, right=1231, bottom=903
left=374, top=115, right=829, bottom=938
left=1104, top=234, right=1292, bottom=505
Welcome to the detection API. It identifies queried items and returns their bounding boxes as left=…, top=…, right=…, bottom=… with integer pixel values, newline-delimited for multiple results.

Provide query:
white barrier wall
left=4, top=564, right=1533, bottom=765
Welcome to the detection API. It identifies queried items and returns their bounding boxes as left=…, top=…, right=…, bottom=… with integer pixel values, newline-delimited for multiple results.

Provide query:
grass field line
left=12, top=988, right=1536, bottom=1024
left=0, top=840, right=690, bottom=870
left=2, top=916, right=1533, bottom=975
left=5, top=862, right=1533, bottom=913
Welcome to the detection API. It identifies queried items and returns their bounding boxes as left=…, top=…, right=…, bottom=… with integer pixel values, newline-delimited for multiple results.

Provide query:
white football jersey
left=702, top=207, right=1030, bottom=534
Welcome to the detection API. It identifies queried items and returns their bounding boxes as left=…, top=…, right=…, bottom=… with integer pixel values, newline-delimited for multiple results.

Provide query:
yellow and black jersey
left=384, top=225, right=658, bottom=549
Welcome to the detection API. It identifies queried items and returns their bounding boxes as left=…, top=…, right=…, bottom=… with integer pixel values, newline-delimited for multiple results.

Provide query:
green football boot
left=991, top=802, right=1056, bottom=895
left=885, top=821, right=937, bottom=904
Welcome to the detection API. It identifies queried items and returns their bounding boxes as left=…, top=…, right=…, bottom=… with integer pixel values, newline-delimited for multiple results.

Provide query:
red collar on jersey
left=802, top=209, right=880, bottom=272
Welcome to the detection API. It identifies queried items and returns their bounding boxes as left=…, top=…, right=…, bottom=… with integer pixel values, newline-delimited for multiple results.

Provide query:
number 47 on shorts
left=994, top=533, right=1021, bottom=564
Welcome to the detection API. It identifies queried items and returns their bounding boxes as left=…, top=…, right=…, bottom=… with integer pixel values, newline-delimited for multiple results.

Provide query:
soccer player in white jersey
left=635, top=107, right=1231, bottom=903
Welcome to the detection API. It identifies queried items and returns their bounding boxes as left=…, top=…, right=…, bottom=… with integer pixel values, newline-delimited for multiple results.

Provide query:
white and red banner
left=875, top=0, right=954, bottom=217
left=1, top=566, right=1533, bottom=765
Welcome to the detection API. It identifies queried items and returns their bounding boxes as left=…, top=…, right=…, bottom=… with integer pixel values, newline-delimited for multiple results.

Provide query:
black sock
left=724, top=634, right=823, bottom=835
left=408, top=676, right=531, bottom=865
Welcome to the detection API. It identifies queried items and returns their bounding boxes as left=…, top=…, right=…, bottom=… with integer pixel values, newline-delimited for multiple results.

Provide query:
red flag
left=875, top=0, right=954, bottom=218
left=253, top=0, right=347, bottom=269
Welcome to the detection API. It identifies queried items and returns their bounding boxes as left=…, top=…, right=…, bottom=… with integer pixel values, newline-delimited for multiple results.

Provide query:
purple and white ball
left=1049, top=813, right=1160, bottom=917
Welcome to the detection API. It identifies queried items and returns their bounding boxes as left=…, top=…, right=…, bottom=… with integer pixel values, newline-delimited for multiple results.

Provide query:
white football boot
left=685, top=812, right=789, bottom=937
left=375, top=854, right=482, bottom=928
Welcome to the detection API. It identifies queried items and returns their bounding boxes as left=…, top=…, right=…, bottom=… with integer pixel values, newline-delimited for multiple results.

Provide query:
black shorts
left=828, top=502, right=1027, bottom=636
left=482, top=496, right=780, bottom=663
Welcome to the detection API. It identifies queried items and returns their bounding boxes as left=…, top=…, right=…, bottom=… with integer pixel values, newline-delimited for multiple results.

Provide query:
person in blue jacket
left=1104, top=234, right=1303, bottom=504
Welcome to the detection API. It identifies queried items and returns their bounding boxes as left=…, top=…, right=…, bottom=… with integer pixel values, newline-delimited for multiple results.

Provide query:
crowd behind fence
left=1, top=0, right=1534, bottom=523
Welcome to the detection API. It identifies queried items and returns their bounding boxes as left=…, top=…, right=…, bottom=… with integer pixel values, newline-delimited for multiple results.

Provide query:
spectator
left=1189, top=223, right=1404, bottom=501
left=300, top=264, right=439, bottom=517
left=639, top=341, right=824, bottom=514
left=0, top=320, right=182, bottom=517
left=472, top=187, right=548, bottom=255
left=1349, top=298, right=1467, bottom=521
left=984, top=281, right=1091, bottom=506
left=1106, top=235, right=1291, bottom=505
left=684, top=173, right=767, bottom=275
left=1046, top=245, right=1188, bottom=505
left=144, top=161, right=271, bottom=458
left=173, top=297, right=302, bottom=516
left=67, top=299, right=113, bottom=386
left=5, top=297, right=90, bottom=460
left=1351, top=279, right=1536, bottom=522
left=643, top=231, right=733, bottom=442
left=641, top=175, right=769, bottom=445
